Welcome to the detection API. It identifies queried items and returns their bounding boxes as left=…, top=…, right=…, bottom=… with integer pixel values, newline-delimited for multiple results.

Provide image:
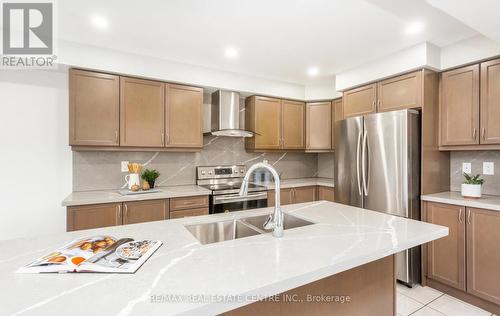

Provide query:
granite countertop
left=0, top=201, right=447, bottom=316
left=421, top=191, right=500, bottom=211
left=62, top=178, right=335, bottom=207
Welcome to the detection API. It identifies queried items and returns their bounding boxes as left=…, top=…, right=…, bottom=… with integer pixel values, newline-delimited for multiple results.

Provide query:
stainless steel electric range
left=196, top=165, right=268, bottom=214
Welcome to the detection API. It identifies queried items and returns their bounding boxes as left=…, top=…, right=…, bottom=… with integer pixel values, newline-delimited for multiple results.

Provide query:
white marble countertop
left=421, top=191, right=500, bottom=211
left=263, top=177, right=334, bottom=189
left=62, top=178, right=334, bottom=207
left=62, top=185, right=212, bottom=207
left=0, top=201, right=446, bottom=316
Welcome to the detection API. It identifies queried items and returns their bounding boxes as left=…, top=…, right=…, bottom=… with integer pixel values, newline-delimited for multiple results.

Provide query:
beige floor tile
left=398, top=284, right=443, bottom=305
left=411, top=306, right=446, bottom=316
left=429, top=294, right=492, bottom=316
left=397, top=292, right=424, bottom=316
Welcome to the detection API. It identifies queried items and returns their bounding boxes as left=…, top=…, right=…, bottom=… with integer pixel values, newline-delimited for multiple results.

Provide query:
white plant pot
left=461, top=184, right=482, bottom=199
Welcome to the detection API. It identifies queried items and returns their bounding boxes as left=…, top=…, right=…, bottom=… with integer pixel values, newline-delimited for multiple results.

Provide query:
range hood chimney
left=210, top=90, right=254, bottom=137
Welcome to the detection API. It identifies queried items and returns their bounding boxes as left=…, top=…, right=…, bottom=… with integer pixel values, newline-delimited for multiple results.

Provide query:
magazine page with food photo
left=17, top=236, right=162, bottom=274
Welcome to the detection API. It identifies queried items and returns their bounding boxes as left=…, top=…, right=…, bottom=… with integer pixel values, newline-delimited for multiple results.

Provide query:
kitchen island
left=0, top=201, right=447, bottom=316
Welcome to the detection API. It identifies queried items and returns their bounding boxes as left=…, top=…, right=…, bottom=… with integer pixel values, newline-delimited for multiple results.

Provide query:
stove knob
left=201, top=171, right=206, bottom=175
left=234, top=170, right=238, bottom=174
left=208, top=171, right=213, bottom=175
left=240, top=169, right=245, bottom=173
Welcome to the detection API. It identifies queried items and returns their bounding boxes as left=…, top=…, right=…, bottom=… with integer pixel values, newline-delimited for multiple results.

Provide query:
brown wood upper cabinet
left=120, top=77, right=165, bottom=147
left=426, top=202, right=466, bottom=291
left=67, top=203, right=122, bottom=232
left=122, top=200, right=168, bottom=225
left=440, top=65, right=480, bottom=146
left=166, top=84, right=203, bottom=148
left=480, top=59, right=500, bottom=145
left=377, top=71, right=422, bottom=112
left=245, top=96, right=305, bottom=150
left=343, top=83, right=377, bottom=118
left=306, top=101, right=332, bottom=151
left=281, top=100, right=306, bottom=149
left=466, top=207, right=500, bottom=305
left=69, top=69, right=120, bottom=146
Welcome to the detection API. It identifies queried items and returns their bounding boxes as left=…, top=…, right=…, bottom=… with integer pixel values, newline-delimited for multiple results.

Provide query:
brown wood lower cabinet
left=268, top=186, right=318, bottom=207
left=123, top=200, right=168, bottom=225
left=424, top=201, right=500, bottom=313
left=67, top=203, right=122, bottom=232
left=221, top=255, right=395, bottom=316
left=318, top=186, right=335, bottom=202
left=67, top=195, right=209, bottom=231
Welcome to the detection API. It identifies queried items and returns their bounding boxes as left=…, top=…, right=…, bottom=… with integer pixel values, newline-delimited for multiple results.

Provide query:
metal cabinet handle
left=473, top=128, right=477, bottom=139
left=377, top=99, right=381, bottom=110
left=124, top=204, right=128, bottom=218
left=161, top=132, right=165, bottom=145
left=467, top=209, right=471, bottom=225
left=117, top=204, right=122, bottom=222
left=482, top=128, right=486, bottom=140
left=372, top=100, right=375, bottom=109
left=459, top=208, right=463, bottom=224
left=115, top=131, right=118, bottom=142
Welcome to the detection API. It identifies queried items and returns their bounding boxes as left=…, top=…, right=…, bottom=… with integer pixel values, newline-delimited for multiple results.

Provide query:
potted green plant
left=141, top=169, right=160, bottom=189
left=461, top=173, right=484, bottom=199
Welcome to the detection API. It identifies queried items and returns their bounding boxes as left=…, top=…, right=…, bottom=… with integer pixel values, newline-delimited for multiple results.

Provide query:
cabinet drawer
left=170, top=195, right=209, bottom=211
left=170, top=208, right=208, bottom=219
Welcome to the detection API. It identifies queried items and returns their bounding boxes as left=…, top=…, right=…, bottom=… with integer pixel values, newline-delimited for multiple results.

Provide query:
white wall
left=0, top=69, right=72, bottom=241
left=440, top=35, right=500, bottom=70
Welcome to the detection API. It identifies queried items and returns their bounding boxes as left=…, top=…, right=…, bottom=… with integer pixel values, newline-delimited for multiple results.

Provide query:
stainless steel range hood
left=210, top=90, right=254, bottom=137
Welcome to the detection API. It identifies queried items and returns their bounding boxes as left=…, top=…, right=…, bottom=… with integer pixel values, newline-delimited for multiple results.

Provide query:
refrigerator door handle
left=362, top=130, right=370, bottom=196
left=356, top=131, right=363, bottom=196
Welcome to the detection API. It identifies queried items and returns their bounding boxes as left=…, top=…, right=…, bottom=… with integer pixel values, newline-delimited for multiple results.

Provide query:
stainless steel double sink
left=185, top=213, right=314, bottom=245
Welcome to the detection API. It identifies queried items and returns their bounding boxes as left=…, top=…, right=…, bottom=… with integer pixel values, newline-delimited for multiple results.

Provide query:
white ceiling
left=57, top=0, right=478, bottom=85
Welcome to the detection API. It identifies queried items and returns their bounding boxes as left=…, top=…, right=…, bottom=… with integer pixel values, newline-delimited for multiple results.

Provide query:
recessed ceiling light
left=307, top=67, right=320, bottom=77
left=90, top=15, right=109, bottom=30
left=404, top=21, right=425, bottom=35
left=224, top=47, right=239, bottom=59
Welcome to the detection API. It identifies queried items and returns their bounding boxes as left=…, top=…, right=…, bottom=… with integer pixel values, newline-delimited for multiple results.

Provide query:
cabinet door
left=293, top=186, right=317, bottom=203
left=123, top=200, right=168, bottom=225
left=466, top=207, right=500, bottom=304
left=425, top=202, right=466, bottom=291
left=333, top=98, right=343, bottom=122
left=480, top=58, right=500, bottom=144
left=306, top=102, right=332, bottom=151
left=267, top=188, right=293, bottom=207
left=69, top=69, right=119, bottom=146
left=120, top=77, right=165, bottom=147
left=440, top=65, right=480, bottom=146
left=281, top=100, right=305, bottom=149
left=377, top=71, right=422, bottom=112
left=343, top=83, right=377, bottom=118
left=318, top=186, right=335, bottom=202
left=67, top=203, right=122, bottom=232
left=246, top=96, right=282, bottom=150
left=166, top=84, right=203, bottom=148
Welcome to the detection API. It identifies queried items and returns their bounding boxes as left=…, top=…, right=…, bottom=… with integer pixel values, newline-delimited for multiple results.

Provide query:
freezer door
left=362, top=110, right=420, bottom=217
left=334, top=117, right=363, bottom=208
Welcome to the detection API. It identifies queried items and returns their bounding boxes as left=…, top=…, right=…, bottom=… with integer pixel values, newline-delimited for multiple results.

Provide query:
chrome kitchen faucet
left=239, top=160, right=284, bottom=238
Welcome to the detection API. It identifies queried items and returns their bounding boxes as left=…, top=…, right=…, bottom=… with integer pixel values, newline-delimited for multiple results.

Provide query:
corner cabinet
left=166, top=84, right=203, bottom=148
left=306, top=102, right=332, bottom=151
left=424, top=201, right=500, bottom=311
left=69, top=69, right=120, bottom=146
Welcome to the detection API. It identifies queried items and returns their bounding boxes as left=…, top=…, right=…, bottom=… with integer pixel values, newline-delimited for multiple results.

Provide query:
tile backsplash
left=317, top=152, right=334, bottom=179
left=73, top=136, right=320, bottom=191
left=450, top=151, right=500, bottom=195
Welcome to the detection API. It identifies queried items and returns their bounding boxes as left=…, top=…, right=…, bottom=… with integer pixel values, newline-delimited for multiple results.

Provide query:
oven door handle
left=213, top=192, right=268, bottom=204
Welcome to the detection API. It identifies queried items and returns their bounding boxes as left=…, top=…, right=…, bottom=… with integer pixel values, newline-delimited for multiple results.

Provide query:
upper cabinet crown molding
left=69, top=69, right=120, bottom=146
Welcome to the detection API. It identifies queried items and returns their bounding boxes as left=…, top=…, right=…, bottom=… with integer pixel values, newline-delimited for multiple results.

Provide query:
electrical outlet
left=462, top=162, right=471, bottom=174
left=121, top=161, right=130, bottom=172
left=483, top=162, right=494, bottom=175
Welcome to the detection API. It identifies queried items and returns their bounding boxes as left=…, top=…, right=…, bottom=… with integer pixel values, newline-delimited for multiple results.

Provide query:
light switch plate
left=121, top=161, right=130, bottom=172
left=483, top=162, right=494, bottom=175
left=462, top=162, right=471, bottom=174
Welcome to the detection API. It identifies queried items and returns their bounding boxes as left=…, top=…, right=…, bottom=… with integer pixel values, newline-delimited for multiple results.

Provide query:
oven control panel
left=197, top=165, right=247, bottom=180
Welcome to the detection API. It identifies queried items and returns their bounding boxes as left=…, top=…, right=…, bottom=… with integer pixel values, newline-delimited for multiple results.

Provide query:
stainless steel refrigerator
left=334, top=109, right=421, bottom=286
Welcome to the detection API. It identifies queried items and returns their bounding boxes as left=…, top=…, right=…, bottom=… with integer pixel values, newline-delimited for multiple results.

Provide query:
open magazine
left=17, top=236, right=162, bottom=274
